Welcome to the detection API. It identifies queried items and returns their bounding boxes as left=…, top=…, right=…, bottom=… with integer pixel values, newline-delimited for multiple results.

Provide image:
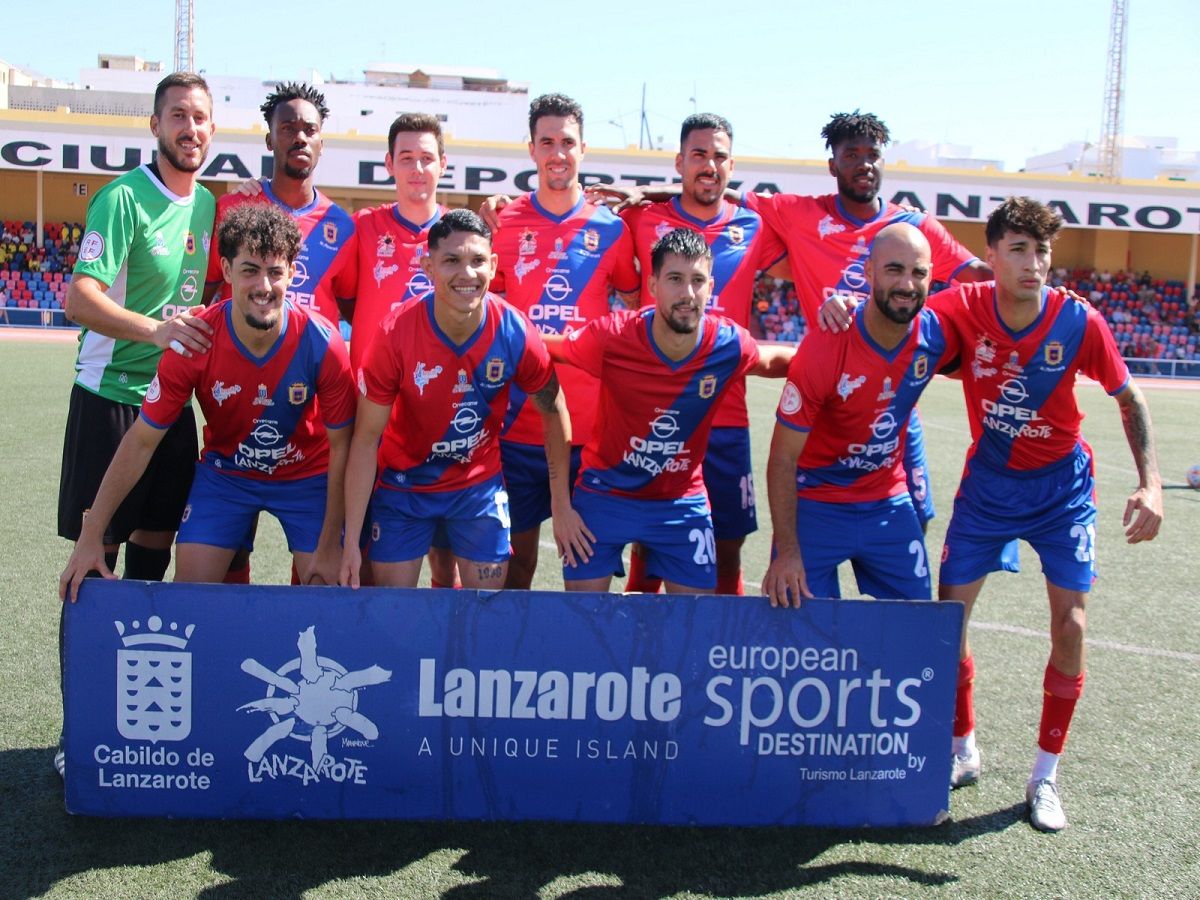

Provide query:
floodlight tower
left=174, top=0, right=196, bottom=73
left=1097, top=0, right=1128, bottom=181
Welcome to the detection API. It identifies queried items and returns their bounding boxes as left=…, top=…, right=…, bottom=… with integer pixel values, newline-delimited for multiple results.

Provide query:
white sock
left=1030, top=748, right=1059, bottom=783
left=952, top=731, right=976, bottom=757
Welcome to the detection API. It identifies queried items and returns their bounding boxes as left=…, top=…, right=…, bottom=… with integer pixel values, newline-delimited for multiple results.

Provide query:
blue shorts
left=795, top=494, right=931, bottom=600
left=940, top=446, right=1098, bottom=592
left=500, top=441, right=584, bottom=533
left=704, top=426, right=758, bottom=540
left=177, top=464, right=326, bottom=553
left=904, top=407, right=935, bottom=527
left=567, top=489, right=716, bottom=590
left=370, top=475, right=511, bottom=564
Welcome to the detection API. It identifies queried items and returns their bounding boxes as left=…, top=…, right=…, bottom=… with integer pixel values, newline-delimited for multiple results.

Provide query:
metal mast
left=1097, top=0, right=1128, bottom=181
left=174, top=0, right=195, bottom=73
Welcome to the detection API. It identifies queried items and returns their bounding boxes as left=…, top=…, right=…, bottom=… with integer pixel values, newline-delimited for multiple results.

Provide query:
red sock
left=290, top=561, right=302, bottom=586
left=430, top=578, right=461, bottom=589
left=716, top=571, right=744, bottom=596
left=954, top=655, right=976, bottom=737
left=223, top=563, right=250, bottom=585
left=1039, top=663, right=1085, bottom=754
left=625, top=547, right=663, bottom=593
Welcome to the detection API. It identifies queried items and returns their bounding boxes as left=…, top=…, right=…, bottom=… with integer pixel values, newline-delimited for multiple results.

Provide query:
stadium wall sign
left=7, top=127, right=1196, bottom=234
left=63, top=581, right=963, bottom=827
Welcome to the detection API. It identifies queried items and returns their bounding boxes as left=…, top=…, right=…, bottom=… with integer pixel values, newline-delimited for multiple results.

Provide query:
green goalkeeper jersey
left=72, top=164, right=215, bottom=404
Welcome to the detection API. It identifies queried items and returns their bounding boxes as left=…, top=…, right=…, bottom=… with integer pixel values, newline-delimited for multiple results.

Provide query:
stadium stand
left=0, top=221, right=81, bottom=324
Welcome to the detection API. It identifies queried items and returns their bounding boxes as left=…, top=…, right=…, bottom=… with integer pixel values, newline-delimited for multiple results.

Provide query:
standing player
left=621, top=114, right=785, bottom=596
left=491, top=93, right=639, bottom=589
left=548, top=228, right=792, bottom=594
left=762, top=224, right=956, bottom=605
left=58, top=72, right=217, bottom=582
left=744, top=111, right=990, bottom=535
left=59, top=204, right=356, bottom=600
left=937, top=198, right=1162, bottom=831
left=340, top=210, right=591, bottom=590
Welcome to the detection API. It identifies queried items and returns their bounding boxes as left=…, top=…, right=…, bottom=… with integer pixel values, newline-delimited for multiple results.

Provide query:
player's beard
left=156, top=132, right=207, bottom=174
left=838, top=171, right=879, bottom=206
left=664, top=303, right=701, bottom=334
left=873, top=287, right=925, bottom=325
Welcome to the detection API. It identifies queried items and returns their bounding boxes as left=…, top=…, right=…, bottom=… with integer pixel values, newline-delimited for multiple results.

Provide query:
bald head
left=865, top=223, right=932, bottom=326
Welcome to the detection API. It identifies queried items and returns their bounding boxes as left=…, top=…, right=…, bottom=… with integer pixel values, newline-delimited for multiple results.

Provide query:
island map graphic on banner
left=63, top=581, right=964, bottom=827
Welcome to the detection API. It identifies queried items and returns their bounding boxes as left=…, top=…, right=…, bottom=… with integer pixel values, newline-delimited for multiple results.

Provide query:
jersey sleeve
left=74, top=185, right=136, bottom=288
left=1078, top=305, right=1131, bottom=395
left=329, top=231, right=358, bottom=304
left=776, top=335, right=829, bottom=432
left=204, top=198, right=230, bottom=286
left=360, top=316, right=404, bottom=406
left=513, top=321, right=554, bottom=395
left=139, top=349, right=197, bottom=429
left=559, top=311, right=619, bottom=378
left=752, top=214, right=788, bottom=271
left=316, top=330, right=357, bottom=428
left=736, top=325, right=762, bottom=377
left=920, top=216, right=979, bottom=284
left=607, top=223, right=640, bottom=294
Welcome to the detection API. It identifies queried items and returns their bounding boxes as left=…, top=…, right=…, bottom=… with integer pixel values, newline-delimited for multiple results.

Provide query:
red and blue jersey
left=493, top=194, right=638, bottom=447
left=931, top=283, right=1129, bottom=472
left=776, top=307, right=961, bottom=502
left=141, top=300, right=355, bottom=480
left=362, top=293, right=554, bottom=492
left=559, top=308, right=760, bottom=501
left=204, top=184, right=355, bottom=323
left=743, top=192, right=978, bottom=322
left=624, top=198, right=785, bottom=428
left=341, top=203, right=446, bottom=376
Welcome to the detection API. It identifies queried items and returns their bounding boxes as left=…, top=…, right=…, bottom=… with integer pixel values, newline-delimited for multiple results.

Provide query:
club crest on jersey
left=837, top=373, right=866, bottom=401
left=452, top=369, right=473, bottom=393
left=698, top=374, right=717, bottom=399
left=817, top=215, right=846, bottom=239
left=413, top=362, right=443, bottom=396
left=323, top=222, right=338, bottom=244
left=376, top=234, right=395, bottom=258
left=253, top=383, right=274, bottom=407
left=912, top=354, right=929, bottom=381
left=184, top=231, right=196, bottom=254
left=288, top=382, right=309, bottom=405
left=583, top=229, right=600, bottom=252
left=211, top=381, right=242, bottom=406
left=726, top=224, right=744, bottom=245
left=1044, top=341, right=1064, bottom=366
left=486, top=358, right=505, bottom=382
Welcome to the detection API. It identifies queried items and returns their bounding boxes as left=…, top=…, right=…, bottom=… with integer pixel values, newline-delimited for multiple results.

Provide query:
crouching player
left=340, top=209, right=591, bottom=590
left=60, top=204, right=355, bottom=600
left=546, top=227, right=793, bottom=594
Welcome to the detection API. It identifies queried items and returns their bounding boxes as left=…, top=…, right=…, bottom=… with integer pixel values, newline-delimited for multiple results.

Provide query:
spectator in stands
left=1099, top=268, right=1112, bottom=282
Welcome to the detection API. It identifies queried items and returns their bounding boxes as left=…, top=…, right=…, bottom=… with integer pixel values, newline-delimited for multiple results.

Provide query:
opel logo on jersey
left=999, top=378, right=1028, bottom=405
left=870, top=411, right=899, bottom=440
left=650, top=414, right=679, bottom=439
left=291, top=260, right=310, bottom=287
left=406, top=271, right=433, bottom=296
left=451, top=406, right=481, bottom=434
left=250, top=422, right=283, bottom=446
left=839, top=261, right=867, bottom=290
left=543, top=274, right=573, bottom=303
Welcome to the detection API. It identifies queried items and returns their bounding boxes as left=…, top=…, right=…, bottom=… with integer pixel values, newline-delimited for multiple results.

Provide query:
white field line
left=970, top=620, right=1200, bottom=663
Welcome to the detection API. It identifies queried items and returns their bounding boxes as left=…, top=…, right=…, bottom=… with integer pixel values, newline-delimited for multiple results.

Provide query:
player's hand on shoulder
left=155, top=306, right=213, bottom=357
left=59, top=537, right=116, bottom=603
left=553, top=504, right=596, bottom=569
left=479, top=194, right=513, bottom=231
left=234, top=177, right=266, bottom=198
left=584, top=184, right=645, bottom=212
left=761, top=546, right=812, bottom=609
left=818, top=293, right=858, bottom=333
left=1123, top=484, right=1163, bottom=543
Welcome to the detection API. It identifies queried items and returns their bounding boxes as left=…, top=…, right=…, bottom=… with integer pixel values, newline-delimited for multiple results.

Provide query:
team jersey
left=624, top=198, right=785, bottom=428
left=362, top=293, right=553, bottom=492
left=743, top=192, right=977, bottom=322
left=73, top=164, right=215, bottom=404
left=493, top=193, right=638, bottom=446
left=932, top=283, right=1130, bottom=472
left=776, top=307, right=960, bottom=502
left=341, top=203, right=446, bottom=376
left=140, top=299, right=355, bottom=480
left=204, top=184, right=355, bottom=323
left=559, top=308, right=760, bottom=501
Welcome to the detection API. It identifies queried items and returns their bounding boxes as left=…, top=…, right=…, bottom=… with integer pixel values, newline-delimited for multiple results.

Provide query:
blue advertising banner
left=64, top=581, right=963, bottom=827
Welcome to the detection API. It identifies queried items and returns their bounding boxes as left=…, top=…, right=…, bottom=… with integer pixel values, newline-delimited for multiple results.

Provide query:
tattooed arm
left=1114, top=382, right=1163, bottom=544
left=531, top=371, right=595, bottom=568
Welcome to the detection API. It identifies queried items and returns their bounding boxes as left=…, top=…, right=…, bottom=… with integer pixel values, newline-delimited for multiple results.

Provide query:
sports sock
left=716, top=571, right=745, bottom=596
left=430, top=577, right=461, bottom=589
left=952, top=731, right=977, bottom=758
left=1031, top=748, right=1060, bottom=783
left=223, top=562, right=250, bottom=585
left=625, top=547, right=663, bottom=593
left=1038, top=663, right=1085, bottom=755
left=290, top=561, right=301, bottom=586
left=953, top=655, right=976, bottom=738
left=123, top=543, right=171, bottom=581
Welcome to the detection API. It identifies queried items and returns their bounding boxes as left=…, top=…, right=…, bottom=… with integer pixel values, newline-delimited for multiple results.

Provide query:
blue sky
left=2, top=0, right=1195, bottom=169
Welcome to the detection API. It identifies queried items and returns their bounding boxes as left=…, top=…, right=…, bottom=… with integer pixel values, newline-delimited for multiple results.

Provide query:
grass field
left=2, top=334, right=1198, bottom=898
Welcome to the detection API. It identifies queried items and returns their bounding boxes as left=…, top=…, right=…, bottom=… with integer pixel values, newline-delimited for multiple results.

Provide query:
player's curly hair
left=529, top=93, right=583, bottom=140
left=428, top=208, right=492, bottom=251
left=680, top=113, right=733, bottom=146
left=821, top=110, right=890, bottom=151
left=260, top=82, right=330, bottom=126
left=986, top=197, right=1063, bottom=246
left=217, top=203, right=302, bottom=264
left=650, top=227, right=712, bottom=275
